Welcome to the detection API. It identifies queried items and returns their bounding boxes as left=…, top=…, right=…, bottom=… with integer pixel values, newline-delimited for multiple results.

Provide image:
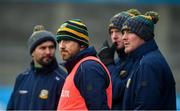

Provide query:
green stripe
left=66, top=21, right=87, bottom=31
left=66, top=24, right=88, bottom=36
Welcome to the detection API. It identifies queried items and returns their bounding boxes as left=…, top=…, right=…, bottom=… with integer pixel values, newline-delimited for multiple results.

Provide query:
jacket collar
left=128, top=39, right=158, bottom=59
left=117, top=48, right=127, bottom=62
left=64, top=46, right=97, bottom=73
left=31, top=58, right=59, bottom=74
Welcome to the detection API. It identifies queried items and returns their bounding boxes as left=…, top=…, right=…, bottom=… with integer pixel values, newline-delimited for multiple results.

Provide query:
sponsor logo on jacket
left=19, top=90, right=28, bottom=94
left=61, top=90, right=70, bottom=98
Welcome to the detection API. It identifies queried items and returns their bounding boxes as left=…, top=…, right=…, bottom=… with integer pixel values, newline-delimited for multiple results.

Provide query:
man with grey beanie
left=7, top=25, right=67, bottom=110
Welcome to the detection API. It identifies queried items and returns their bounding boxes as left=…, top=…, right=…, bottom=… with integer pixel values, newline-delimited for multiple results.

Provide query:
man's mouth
left=114, top=42, right=118, bottom=47
left=124, top=42, right=129, bottom=47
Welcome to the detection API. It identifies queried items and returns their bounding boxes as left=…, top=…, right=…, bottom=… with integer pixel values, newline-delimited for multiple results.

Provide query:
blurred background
left=0, top=0, right=180, bottom=109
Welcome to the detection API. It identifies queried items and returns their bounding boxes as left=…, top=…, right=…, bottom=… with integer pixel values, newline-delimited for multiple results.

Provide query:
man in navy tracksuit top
left=121, top=11, right=176, bottom=110
left=7, top=25, right=67, bottom=110
left=98, top=9, right=141, bottom=109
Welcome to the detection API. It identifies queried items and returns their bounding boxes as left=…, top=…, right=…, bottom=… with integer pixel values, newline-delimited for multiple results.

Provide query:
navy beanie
left=28, top=25, right=57, bottom=54
left=121, top=11, right=159, bottom=41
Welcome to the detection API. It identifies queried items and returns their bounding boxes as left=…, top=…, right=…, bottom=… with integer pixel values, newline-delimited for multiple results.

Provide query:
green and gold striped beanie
left=56, top=19, right=89, bottom=47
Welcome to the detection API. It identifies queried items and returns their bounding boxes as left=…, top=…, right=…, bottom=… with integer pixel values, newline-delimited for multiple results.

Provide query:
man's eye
left=40, top=47, right=46, bottom=50
left=122, top=30, right=125, bottom=35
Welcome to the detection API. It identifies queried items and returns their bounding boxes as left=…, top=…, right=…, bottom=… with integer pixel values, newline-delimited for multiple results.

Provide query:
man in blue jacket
left=98, top=9, right=141, bottom=109
left=121, top=11, right=176, bottom=110
left=56, top=19, right=112, bottom=110
left=7, top=25, right=67, bottom=110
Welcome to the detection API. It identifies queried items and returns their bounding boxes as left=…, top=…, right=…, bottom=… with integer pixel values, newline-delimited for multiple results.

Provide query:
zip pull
left=126, top=78, right=131, bottom=88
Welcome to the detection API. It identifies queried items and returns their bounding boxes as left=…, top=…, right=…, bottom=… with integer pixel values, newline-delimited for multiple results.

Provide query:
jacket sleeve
left=7, top=74, right=24, bottom=110
left=74, top=60, right=110, bottom=110
left=107, top=64, right=125, bottom=101
left=134, top=62, right=163, bottom=110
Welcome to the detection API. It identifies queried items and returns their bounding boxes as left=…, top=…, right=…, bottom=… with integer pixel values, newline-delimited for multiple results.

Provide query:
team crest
left=39, top=89, right=49, bottom=99
left=119, top=70, right=128, bottom=79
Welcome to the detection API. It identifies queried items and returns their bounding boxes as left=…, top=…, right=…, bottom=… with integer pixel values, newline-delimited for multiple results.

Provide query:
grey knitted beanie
left=28, top=25, right=57, bottom=54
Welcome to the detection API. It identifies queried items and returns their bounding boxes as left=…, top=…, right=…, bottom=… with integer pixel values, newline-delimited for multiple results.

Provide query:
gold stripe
left=57, top=35, right=89, bottom=45
left=59, top=27, right=89, bottom=41
left=69, top=20, right=86, bottom=26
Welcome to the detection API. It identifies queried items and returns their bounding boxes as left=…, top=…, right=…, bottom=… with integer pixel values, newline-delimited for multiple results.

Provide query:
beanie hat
left=28, top=25, right=57, bottom=54
left=121, top=11, right=159, bottom=41
left=56, top=19, right=89, bottom=47
left=109, top=9, right=141, bottom=32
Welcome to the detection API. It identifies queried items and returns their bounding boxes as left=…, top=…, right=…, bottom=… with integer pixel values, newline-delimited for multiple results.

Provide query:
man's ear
left=80, top=45, right=86, bottom=51
left=31, top=51, right=34, bottom=57
left=80, top=45, right=84, bottom=48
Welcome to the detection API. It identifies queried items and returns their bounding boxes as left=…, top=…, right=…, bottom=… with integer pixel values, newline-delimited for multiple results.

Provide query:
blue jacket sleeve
left=74, top=60, right=110, bottom=110
left=7, top=74, right=24, bottom=110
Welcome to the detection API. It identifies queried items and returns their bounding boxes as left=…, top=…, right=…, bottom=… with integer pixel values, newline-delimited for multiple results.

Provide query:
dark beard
left=38, top=56, right=55, bottom=66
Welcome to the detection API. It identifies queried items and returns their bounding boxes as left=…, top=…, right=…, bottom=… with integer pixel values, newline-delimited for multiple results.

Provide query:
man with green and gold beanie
left=56, top=19, right=89, bottom=47
left=56, top=19, right=112, bottom=110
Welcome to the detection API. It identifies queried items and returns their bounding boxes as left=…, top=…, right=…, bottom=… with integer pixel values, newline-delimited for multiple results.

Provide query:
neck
left=34, top=61, right=42, bottom=68
left=117, top=48, right=127, bottom=61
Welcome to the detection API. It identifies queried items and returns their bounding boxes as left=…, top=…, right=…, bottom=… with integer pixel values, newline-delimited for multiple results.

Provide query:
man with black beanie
left=7, top=25, right=67, bottom=110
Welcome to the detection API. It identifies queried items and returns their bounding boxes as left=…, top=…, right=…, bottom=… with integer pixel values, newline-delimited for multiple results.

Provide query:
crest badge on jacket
left=39, top=89, right=49, bottom=99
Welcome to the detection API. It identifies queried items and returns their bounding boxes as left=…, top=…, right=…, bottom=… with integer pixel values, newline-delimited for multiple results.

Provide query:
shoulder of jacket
left=18, top=68, right=31, bottom=76
left=15, top=68, right=31, bottom=83
left=140, top=50, right=160, bottom=64
left=79, top=60, right=105, bottom=73
left=81, top=59, right=101, bottom=66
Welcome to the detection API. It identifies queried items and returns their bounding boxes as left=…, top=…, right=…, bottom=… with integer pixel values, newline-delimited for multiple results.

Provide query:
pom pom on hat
left=33, top=25, right=45, bottom=32
left=145, top=11, right=159, bottom=24
left=127, top=9, right=141, bottom=16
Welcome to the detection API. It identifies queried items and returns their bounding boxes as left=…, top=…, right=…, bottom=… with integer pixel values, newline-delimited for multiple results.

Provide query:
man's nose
left=45, top=48, right=51, bottom=54
left=59, top=41, right=65, bottom=49
left=112, top=32, right=118, bottom=40
left=122, top=32, right=127, bottom=40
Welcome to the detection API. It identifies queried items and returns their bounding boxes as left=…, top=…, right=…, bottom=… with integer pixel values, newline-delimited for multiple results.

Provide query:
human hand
left=98, top=40, right=116, bottom=66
